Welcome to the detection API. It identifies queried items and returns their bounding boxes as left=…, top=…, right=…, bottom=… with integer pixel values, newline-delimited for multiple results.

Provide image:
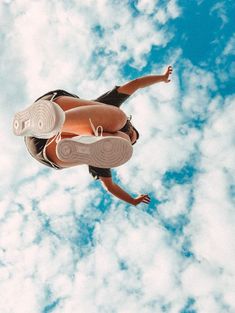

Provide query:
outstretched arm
left=117, top=65, right=173, bottom=95
left=100, top=176, right=150, bottom=206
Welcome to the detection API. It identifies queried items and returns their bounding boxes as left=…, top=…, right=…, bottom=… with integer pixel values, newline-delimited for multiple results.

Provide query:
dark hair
left=132, top=126, right=139, bottom=145
left=120, top=116, right=140, bottom=145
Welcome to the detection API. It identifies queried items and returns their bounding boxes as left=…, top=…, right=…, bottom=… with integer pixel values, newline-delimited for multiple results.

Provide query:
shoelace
left=50, top=92, right=57, bottom=102
left=89, top=118, right=103, bottom=137
left=45, top=86, right=103, bottom=152
left=45, top=118, right=103, bottom=150
left=44, top=131, right=62, bottom=150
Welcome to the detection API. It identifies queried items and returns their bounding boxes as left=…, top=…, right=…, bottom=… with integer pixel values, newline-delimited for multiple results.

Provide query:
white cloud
left=1, top=0, right=235, bottom=312
left=154, top=0, right=181, bottom=24
left=155, top=8, right=168, bottom=24
left=167, top=0, right=181, bottom=19
left=223, top=33, right=235, bottom=55
left=210, top=1, right=229, bottom=28
left=136, top=0, right=158, bottom=14
left=214, top=33, right=235, bottom=81
left=182, top=95, right=235, bottom=312
left=157, top=184, right=191, bottom=218
left=4, top=0, right=177, bottom=105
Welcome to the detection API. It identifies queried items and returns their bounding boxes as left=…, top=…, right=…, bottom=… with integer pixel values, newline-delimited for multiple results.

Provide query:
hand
left=163, top=65, right=173, bottom=83
left=132, top=194, right=151, bottom=206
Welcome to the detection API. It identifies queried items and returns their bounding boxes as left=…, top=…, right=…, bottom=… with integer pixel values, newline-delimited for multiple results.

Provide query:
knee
left=112, top=108, right=128, bottom=131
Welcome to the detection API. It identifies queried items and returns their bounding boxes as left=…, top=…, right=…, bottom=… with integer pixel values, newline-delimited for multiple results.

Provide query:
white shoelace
left=41, top=92, right=105, bottom=149
left=89, top=118, right=103, bottom=137
left=45, top=118, right=103, bottom=151
left=50, top=92, right=57, bottom=102
left=44, top=128, right=62, bottom=149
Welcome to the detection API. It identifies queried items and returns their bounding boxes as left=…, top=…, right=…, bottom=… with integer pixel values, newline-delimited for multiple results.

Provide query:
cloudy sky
left=1, top=0, right=235, bottom=312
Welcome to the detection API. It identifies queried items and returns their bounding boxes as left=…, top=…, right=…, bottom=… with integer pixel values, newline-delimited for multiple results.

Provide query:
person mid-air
left=13, top=66, right=173, bottom=206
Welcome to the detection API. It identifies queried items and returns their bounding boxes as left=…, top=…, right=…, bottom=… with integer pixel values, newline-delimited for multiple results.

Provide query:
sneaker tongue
left=74, top=135, right=100, bottom=144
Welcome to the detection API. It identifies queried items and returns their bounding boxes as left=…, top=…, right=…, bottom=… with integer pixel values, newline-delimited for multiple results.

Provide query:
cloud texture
left=0, top=0, right=235, bottom=312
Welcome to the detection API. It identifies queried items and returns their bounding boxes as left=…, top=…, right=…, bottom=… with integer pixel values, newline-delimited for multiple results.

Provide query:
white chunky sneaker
left=13, top=98, right=65, bottom=139
left=56, top=119, right=133, bottom=168
left=56, top=135, right=133, bottom=168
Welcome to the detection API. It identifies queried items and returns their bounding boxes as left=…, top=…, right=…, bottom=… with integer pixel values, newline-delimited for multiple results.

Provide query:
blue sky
left=0, top=0, right=235, bottom=313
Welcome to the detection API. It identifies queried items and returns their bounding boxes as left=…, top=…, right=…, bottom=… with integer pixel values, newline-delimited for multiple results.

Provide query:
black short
left=92, top=85, right=130, bottom=107
left=24, top=87, right=135, bottom=179
left=34, top=86, right=130, bottom=107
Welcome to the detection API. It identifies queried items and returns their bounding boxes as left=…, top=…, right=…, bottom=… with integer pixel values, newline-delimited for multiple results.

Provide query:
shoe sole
left=56, top=136, right=133, bottom=168
left=13, top=100, right=65, bottom=138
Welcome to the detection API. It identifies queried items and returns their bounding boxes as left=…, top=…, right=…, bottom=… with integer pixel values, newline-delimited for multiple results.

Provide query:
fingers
left=163, top=66, right=173, bottom=83
left=135, top=194, right=151, bottom=205
left=140, top=194, right=151, bottom=204
left=167, top=65, right=173, bottom=74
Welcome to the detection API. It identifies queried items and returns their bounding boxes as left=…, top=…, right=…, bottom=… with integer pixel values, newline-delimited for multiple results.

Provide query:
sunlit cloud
left=0, top=0, right=235, bottom=312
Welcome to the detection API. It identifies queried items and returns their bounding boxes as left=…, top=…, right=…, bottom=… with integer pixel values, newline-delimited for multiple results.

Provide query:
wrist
left=130, top=197, right=136, bottom=206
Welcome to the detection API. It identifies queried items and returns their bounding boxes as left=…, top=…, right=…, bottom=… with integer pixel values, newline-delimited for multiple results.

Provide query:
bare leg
left=54, top=96, right=129, bottom=134
left=54, top=96, right=108, bottom=111
left=45, top=131, right=130, bottom=168
left=44, top=97, right=130, bottom=167
left=60, top=104, right=128, bottom=135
